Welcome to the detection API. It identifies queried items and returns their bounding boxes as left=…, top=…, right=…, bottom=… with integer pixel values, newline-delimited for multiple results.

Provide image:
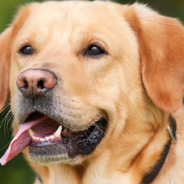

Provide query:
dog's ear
left=0, top=6, right=30, bottom=112
left=0, top=28, right=12, bottom=112
left=125, top=3, right=184, bottom=113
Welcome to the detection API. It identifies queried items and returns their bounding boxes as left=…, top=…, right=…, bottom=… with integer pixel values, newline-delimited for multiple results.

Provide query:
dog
left=1, top=1, right=184, bottom=184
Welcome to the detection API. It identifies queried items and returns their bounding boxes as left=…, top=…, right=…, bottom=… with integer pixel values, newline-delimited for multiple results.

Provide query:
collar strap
left=141, top=115, right=177, bottom=184
left=37, top=173, right=43, bottom=184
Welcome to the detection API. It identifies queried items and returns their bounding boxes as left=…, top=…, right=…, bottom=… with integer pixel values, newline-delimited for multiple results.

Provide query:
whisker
left=1, top=102, right=11, bottom=115
left=0, top=140, right=12, bottom=151
left=1, top=109, right=12, bottom=127
left=6, top=115, right=14, bottom=136
left=1, top=109, right=13, bottom=139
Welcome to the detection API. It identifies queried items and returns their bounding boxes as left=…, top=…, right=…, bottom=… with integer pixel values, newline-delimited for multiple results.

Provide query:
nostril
left=37, top=80, right=45, bottom=90
left=23, top=79, right=29, bottom=89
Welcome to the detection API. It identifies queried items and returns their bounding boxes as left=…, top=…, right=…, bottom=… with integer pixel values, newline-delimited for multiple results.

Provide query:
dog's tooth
left=54, top=125, right=62, bottom=138
left=50, top=135, right=55, bottom=140
left=40, top=138, right=45, bottom=142
left=45, top=137, right=50, bottom=141
left=36, top=137, right=40, bottom=141
left=28, top=129, right=35, bottom=137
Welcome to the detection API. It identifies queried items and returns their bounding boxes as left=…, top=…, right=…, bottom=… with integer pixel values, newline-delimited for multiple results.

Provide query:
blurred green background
left=0, top=0, right=184, bottom=184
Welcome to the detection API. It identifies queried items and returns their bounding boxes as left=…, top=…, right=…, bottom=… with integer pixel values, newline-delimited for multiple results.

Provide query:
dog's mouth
left=0, top=112, right=107, bottom=165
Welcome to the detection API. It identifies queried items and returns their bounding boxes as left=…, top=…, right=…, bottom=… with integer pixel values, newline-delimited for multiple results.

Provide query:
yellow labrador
left=0, top=1, right=184, bottom=184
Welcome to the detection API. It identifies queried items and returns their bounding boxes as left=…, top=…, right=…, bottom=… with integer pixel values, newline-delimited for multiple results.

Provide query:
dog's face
left=1, top=0, right=184, bottom=171
left=9, top=1, right=143, bottom=165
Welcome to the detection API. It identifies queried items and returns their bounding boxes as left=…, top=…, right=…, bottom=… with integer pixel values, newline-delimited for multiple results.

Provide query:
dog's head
left=0, top=1, right=184, bottom=167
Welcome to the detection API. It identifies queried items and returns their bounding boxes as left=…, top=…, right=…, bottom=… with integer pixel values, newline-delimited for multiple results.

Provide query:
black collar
left=141, top=115, right=177, bottom=184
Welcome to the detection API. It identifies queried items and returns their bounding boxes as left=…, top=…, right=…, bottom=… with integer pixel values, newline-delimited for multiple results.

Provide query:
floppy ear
left=0, top=6, right=31, bottom=112
left=125, top=4, right=184, bottom=113
left=0, top=28, right=12, bottom=112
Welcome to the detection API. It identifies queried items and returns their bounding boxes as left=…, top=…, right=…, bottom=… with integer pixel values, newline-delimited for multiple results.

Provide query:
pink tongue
left=0, top=117, right=46, bottom=166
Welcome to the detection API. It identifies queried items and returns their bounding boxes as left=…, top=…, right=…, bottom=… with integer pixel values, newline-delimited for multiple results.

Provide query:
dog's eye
left=85, top=45, right=105, bottom=57
left=19, top=46, right=34, bottom=55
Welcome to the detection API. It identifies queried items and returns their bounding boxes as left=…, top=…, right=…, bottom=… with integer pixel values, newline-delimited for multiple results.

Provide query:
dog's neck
left=29, top=110, right=174, bottom=184
left=141, top=115, right=176, bottom=184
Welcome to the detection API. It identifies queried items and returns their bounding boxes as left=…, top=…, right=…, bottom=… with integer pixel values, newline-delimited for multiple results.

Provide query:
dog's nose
left=16, top=69, right=57, bottom=97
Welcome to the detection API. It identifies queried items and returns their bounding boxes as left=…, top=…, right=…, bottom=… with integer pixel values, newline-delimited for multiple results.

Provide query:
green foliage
left=0, top=0, right=184, bottom=183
